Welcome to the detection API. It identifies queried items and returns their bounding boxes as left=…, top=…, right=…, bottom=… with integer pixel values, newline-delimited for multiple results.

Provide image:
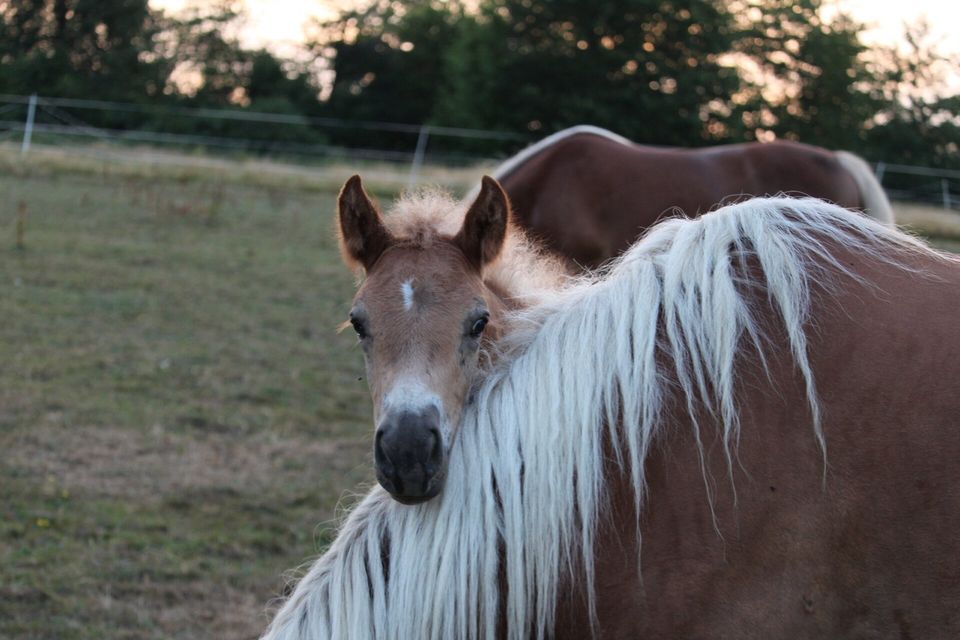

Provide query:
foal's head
left=338, top=175, right=510, bottom=504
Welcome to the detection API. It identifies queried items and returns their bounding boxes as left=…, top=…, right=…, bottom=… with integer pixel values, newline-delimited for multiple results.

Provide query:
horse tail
left=835, top=151, right=895, bottom=225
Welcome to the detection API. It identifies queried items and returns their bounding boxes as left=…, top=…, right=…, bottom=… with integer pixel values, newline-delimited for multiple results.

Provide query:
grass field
left=2, top=144, right=958, bottom=639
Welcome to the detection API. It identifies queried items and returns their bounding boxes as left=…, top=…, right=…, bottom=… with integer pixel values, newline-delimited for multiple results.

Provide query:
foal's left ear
left=455, top=176, right=510, bottom=271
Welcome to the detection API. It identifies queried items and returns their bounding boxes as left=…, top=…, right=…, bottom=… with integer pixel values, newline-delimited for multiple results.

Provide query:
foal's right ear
left=338, top=175, right=393, bottom=271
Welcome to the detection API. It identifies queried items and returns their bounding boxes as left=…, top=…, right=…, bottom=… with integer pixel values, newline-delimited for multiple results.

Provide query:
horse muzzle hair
left=374, top=404, right=446, bottom=504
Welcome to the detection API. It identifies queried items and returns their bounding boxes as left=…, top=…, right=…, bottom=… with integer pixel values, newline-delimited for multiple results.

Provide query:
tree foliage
left=732, top=0, right=880, bottom=150
left=0, top=0, right=956, bottom=168
left=0, top=0, right=322, bottom=143
left=863, top=20, right=960, bottom=169
left=433, top=0, right=742, bottom=149
left=0, top=0, right=169, bottom=101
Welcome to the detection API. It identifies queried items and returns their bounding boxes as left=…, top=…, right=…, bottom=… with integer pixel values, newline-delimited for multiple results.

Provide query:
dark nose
left=375, top=406, right=445, bottom=503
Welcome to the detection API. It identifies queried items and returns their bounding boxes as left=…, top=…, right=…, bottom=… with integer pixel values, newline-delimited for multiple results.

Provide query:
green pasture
left=1, top=145, right=958, bottom=639
left=0, top=147, right=400, bottom=639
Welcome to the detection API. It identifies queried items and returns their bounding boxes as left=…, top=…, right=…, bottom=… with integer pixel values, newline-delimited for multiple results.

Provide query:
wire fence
left=1, top=93, right=957, bottom=208
left=0, top=93, right=525, bottom=187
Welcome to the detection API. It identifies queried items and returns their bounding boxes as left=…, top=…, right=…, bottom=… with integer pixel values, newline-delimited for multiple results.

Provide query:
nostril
left=375, top=429, right=404, bottom=494
left=375, top=429, right=395, bottom=472
left=428, top=427, right=443, bottom=463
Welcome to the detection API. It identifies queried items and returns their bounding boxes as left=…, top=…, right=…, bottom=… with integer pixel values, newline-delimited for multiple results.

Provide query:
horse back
left=500, top=134, right=862, bottom=268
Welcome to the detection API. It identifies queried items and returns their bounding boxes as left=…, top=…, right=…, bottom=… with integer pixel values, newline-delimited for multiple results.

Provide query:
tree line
left=1, top=0, right=957, bottom=171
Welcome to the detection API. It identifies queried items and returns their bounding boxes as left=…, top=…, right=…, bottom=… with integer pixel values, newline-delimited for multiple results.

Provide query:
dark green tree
left=433, top=0, right=743, bottom=150
left=307, top=0, right=463, bottom=148
left=0, top=0, right=171, bottom=104
left=731, top=0, right=879, bottom=150
left=151, top=2, right=324, bottom=147
left=3, top=0, right=955, bottom=171
left=0, top=0, right=322, bottom=147
left=160, top=1, right=253, bottom=106
left=247, top=50, right=318, bottom=115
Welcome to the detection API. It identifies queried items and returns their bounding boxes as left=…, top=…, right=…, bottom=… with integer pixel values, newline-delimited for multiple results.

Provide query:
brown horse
left=263, top=178, right=960, bottom=639
left=488, top=125, right=894, bottom=268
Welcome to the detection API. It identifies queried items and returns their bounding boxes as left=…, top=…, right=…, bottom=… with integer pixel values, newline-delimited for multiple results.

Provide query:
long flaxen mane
left=263, top=197, right=934, bottom=640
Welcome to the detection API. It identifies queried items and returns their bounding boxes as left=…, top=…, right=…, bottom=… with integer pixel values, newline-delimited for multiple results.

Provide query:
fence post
left=20, top=93, right=38, bottom=157
left=16, top=200, right=27, bottom=250
left=874, top=160, right=885, bottom=184
left=943, top=179, right=952, bottom=210
left=407, top=125, right=430, bottom=190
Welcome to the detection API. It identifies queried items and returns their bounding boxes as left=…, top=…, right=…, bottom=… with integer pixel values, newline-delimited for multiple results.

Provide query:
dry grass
left=894, top=202, right=960, bottom=252
left=7, top=425, right=364, bottom=499
left=0, top=142, right=496, bottom=198
left=1, top=143, right=956, bottom=639
left=0, top=154, right=380, bottom=639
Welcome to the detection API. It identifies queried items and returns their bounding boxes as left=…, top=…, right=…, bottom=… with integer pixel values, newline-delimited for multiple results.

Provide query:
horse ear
left=338, top=175, right=393, bottom=271
left=455, top=176, right=510, bottom=271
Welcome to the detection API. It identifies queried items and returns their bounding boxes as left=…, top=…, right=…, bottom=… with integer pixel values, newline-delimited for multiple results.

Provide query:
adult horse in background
left=489, top=125, right=895, bottom=268
left=262, top=178, right=960, bottom=639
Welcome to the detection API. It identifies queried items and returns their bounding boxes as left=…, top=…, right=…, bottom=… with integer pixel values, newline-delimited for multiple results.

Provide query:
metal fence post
left=874, top=160, right=885, bottom=184
left=407, top=125, right=430, bottom=189
left=20, top=93, right=37, bottom=157
left=942, top=179, right=952, bottom=210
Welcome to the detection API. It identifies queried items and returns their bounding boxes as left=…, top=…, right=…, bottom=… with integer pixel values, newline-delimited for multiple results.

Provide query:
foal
left=337, top=175, right=563, bottom=502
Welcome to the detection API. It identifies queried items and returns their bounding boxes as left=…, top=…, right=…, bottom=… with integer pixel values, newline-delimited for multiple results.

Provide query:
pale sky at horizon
left=151, top=0, right=960, bottom=53
left=151, top=0, right=960, bottom=85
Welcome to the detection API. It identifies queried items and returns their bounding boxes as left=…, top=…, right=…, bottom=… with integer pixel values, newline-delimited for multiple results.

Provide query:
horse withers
left=490, top=126, right=894, bottom=268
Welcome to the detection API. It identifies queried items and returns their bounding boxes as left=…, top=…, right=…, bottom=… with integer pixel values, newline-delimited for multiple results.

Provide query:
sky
left=150, top=0, right=960, bottom=55
left=835, top=0, right=959, bottom=52
left=152, top=0, right=336, bottom=54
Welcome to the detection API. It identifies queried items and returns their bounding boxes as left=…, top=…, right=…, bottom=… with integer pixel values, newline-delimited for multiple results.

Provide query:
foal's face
left=350, top=246, right=496, bottom=502
left=337, top=176, right=509, bottom=504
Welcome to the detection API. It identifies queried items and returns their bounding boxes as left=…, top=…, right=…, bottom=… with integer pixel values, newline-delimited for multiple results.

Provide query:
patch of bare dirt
left=91, top=579, right=269, bottom=640
left=2, top=424, right=369, bottom=501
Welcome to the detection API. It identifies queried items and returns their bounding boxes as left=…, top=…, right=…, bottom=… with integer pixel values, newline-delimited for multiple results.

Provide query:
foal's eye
left=350, top=316, right=367, bottom=339
left=469, top=315, right=489, bottom=338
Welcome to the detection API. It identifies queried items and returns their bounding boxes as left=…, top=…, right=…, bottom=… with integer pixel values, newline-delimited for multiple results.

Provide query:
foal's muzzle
left=374, top=406, right=446, bottom=504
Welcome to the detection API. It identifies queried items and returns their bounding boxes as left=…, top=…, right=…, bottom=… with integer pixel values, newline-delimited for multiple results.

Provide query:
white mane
left=263, top=198, right=931, bottom=640
left=464, top=125, right=632, bottom=201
